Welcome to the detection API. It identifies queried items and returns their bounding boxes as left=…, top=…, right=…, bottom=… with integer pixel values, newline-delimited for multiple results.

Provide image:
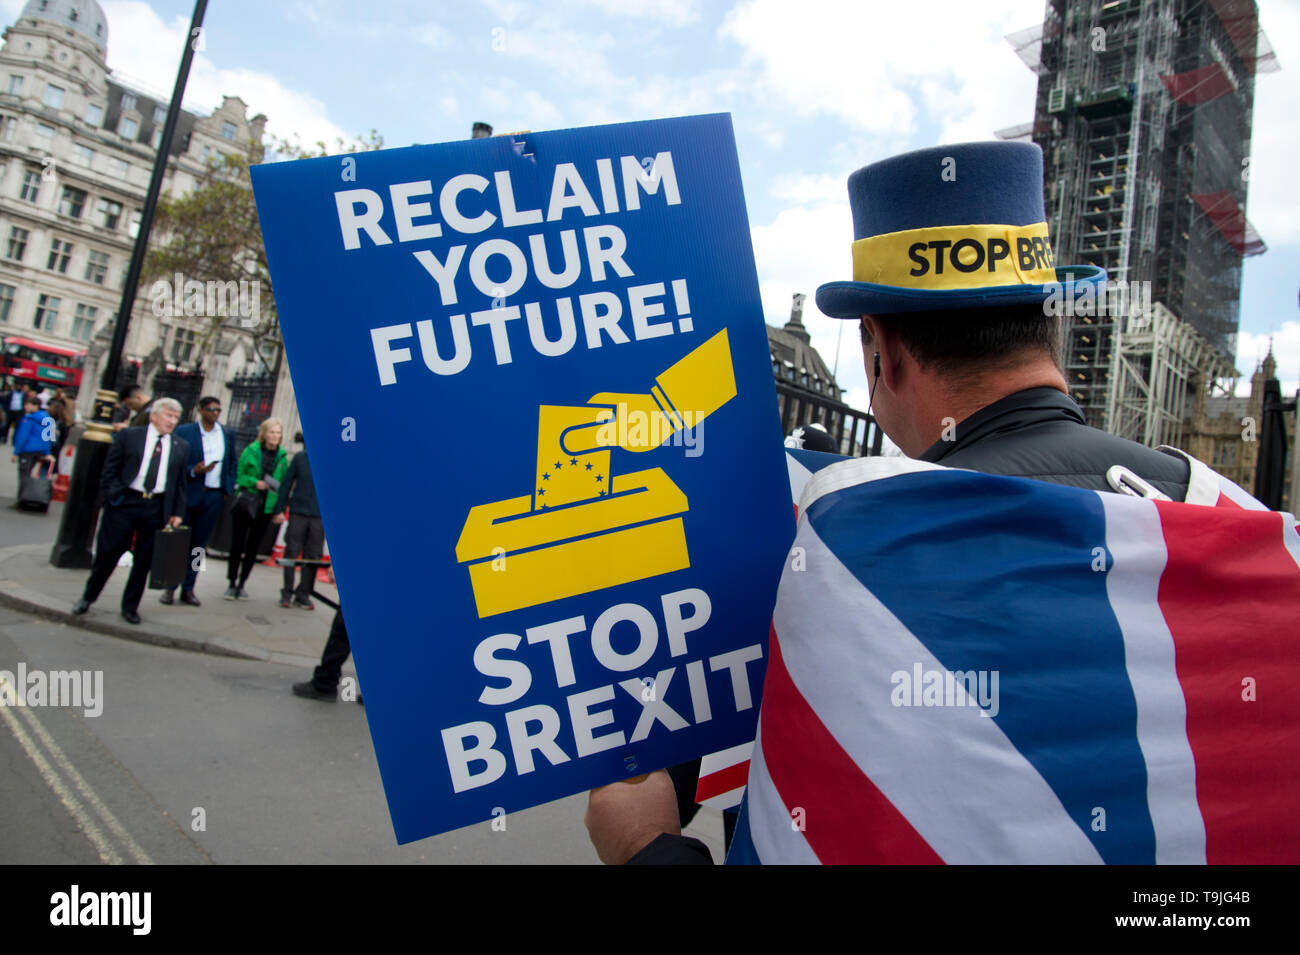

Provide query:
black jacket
left=101, top=426, right=190, bottom=523
left=918, top=387, right=1191, bottom=500
left=273, top=451, right=320, bottom=517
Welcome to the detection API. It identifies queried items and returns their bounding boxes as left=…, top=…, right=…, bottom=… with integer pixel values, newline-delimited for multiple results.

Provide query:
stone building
left=1182, top=345, right=1297, bottom=510
left=767, top=292, right=880, bottom=456
left=0, top=0, right=267, bottom=422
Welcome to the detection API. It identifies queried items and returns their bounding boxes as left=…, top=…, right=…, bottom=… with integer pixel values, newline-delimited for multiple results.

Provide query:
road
left=0, top=604, right=696, bottom=864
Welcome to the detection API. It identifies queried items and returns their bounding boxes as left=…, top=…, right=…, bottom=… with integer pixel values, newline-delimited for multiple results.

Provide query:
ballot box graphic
left=251, top=113, right=794, bottom=842
left=457, top=329, right=736, bottom=617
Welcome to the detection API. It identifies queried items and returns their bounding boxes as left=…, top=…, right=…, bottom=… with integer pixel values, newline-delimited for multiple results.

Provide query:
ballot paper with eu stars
left=250, top=113, right=793, bottom=842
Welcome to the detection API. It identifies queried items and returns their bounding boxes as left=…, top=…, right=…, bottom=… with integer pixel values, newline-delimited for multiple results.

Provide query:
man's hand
left=584, top=769, right=680, bottom=865
left=255, top=479, right=267, bottom=490
left=167, top=516, right=183, bottom=529
left=272, top=512, right=286, bottom=525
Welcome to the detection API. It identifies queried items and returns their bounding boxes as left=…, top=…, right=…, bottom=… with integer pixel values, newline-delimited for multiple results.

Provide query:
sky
left=10, top=0, right=1296, bottom=407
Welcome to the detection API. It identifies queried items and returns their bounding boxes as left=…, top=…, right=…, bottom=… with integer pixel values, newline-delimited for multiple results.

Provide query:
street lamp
left=50, top=0, right=210, bottom=568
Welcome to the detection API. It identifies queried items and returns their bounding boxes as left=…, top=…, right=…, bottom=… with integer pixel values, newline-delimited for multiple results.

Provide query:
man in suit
left=74, top=398, right=188, bottom=625
left=160, top=396, right=235, bottom=607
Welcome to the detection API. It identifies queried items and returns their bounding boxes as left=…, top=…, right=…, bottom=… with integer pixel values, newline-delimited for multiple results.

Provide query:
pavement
left=0, top=448, right=341, bottom=673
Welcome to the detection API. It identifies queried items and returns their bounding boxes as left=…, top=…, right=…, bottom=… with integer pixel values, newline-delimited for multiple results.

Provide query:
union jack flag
left=726, top=456, right=1300, bottom=864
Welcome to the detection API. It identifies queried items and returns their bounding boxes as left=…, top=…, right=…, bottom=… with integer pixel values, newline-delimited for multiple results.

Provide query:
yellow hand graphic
left=570, top=392, right=677, bottom=453
left=566, top=328, right=737, bottom=454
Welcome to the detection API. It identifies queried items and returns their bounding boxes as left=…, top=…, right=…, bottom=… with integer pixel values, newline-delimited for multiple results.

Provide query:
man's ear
left=863, top=315, right=902, bottom=392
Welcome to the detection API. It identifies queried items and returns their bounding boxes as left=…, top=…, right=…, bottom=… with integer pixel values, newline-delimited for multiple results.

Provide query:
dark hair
left=861, top=303, right=1061, bottom=379
left=199, top=395, right=220, bottom=409
left=120, top=384, right=144, bottom=401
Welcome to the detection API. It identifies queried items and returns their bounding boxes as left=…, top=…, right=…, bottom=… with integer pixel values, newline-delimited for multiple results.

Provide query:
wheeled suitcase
left=17, top=460, right=54, bottom=512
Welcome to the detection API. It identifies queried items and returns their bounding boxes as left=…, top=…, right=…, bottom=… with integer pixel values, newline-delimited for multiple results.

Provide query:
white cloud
left=412, top=22, right=454, bottom=51
left=720, top=0, right=1045, bottom=141
left=770, top=172, right=845, bottom=205
left=750, top=202, right=874, bottom=406
left=101, top=1, right=350, bottom=148
left=1246, top=1, right=1300, bottom=243
left=572, top=0, right=700, bottom=27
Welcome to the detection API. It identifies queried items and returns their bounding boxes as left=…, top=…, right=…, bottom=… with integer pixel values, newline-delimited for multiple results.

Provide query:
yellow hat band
left=851, top=222, right=1057, bottom=292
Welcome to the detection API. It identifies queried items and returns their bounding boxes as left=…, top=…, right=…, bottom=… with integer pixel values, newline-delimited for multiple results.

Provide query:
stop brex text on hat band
left=816, top=141, right=1105, bottom=317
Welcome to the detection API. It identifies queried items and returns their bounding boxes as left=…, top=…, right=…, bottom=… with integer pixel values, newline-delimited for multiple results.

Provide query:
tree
left=141, top=131, right=384, bottom=375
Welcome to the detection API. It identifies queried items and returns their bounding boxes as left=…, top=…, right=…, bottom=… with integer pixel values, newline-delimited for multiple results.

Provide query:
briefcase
left=18, top=460, right=54, bottom=513
left=149, top=525, right=192, bottom=590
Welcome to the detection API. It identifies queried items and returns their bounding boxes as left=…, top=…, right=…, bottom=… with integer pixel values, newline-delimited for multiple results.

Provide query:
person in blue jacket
left=9, top=393, right=54, bottom=508
left=160, top=396, right=236, bottom=606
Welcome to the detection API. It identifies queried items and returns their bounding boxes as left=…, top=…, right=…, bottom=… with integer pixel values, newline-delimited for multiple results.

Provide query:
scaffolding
left=1009, top=0, right=1278, bottom=437
left=1107, top=301, right=1235, bottom=448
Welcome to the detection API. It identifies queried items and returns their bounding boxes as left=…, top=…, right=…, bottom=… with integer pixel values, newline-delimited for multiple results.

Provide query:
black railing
left=775, top=381, right=883, bottom=456
left=225, top=372, right=277, bottom=458
left=150, top=368, right=205, bottom=421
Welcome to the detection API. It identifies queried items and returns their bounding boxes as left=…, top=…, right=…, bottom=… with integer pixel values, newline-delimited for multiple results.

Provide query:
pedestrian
left=273, top=433, right=324, bottom=610
left=111, top=385, right=150, bottom=432
left=45, top=397, right=71, bottom=462
left=291, top=609, right=361, bottom=704
left=5, top=382, right=28, bottom=443
left=160, top=396, right=235, bottom=607
left=225, top=417, right=288, bottom=600
left=585, top=140, right=1258, bottom=865
left=0, top=381, right=12, bottom=444
left=9, top=393, right=55, bottom=508
left=72, top=398, right=188, bottom=625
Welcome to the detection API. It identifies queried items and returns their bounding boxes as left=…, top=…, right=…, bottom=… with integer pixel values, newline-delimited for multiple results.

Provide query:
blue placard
left=251, top=113, right=792, bottom=843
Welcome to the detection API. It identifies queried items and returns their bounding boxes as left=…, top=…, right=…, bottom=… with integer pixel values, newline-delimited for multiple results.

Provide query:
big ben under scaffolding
left=1003, top=0, right=1277, bottom=433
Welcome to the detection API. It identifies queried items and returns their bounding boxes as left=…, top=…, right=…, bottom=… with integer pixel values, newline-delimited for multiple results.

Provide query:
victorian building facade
left=0, top=0, right=267, bottom=422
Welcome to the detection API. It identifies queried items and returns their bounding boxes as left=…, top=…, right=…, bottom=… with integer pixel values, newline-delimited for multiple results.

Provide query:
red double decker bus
left=1, top=335, right=86, bottom=392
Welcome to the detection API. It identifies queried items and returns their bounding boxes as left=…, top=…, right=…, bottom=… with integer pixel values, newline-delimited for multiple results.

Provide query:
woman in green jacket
left=225, top=417, right=289, bottom=599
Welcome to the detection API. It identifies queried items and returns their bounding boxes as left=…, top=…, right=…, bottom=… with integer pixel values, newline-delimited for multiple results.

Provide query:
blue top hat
left=815, top=141, right=1106, bottom=318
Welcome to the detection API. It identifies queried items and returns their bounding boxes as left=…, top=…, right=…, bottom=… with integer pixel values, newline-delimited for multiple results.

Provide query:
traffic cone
left=263, top=514, right=288, bottom=566
left=51, top=444, right=74, bottom=502
left=315, top=555, right=333, bottom=584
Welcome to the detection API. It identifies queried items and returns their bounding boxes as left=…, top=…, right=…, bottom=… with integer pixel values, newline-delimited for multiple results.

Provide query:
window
left=96, top=198, right=122, bottom=230
left=0, top=116, right=15, bottom=142
left=33, top=294, right=59, bottom=331
left=35, top=122, right=54, bottom=140
left=43, top=84, right=63, bottom=109
left=6, top=226, right=28, bottom=260
left=84, top=103, right=103, bottom=126
left=154, top=105, right=166, bottom=124
left=0, top=283, right=13, bottom=323
left=72, top=303, right=97, bottom=340
left=201, top=144, right=213, bottom=163
left=118, top=116, right=138, bottom=139
left=120, top=92, right=137, bottom=112
left=171, top=327, right=196, bottom=363
left=20, top=169, right=41, bottom=202
left=85, top=249, right=109, bottom=284
left=6, top=75, right=22, bottom=95
left=72, top=143, right=93, bottom=165
left=58, top=185, right=86, bottom=218
left=47, top=238, right=73, bottom=273
left=151, top=127, right=162, bottom=149
left=109, top=157, right=129, bottom=178
left=221, top=121, right=236, bottom=140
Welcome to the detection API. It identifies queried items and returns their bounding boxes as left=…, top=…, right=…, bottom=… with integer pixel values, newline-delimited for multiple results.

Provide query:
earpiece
left=873, top=352, right=881, bottom=379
